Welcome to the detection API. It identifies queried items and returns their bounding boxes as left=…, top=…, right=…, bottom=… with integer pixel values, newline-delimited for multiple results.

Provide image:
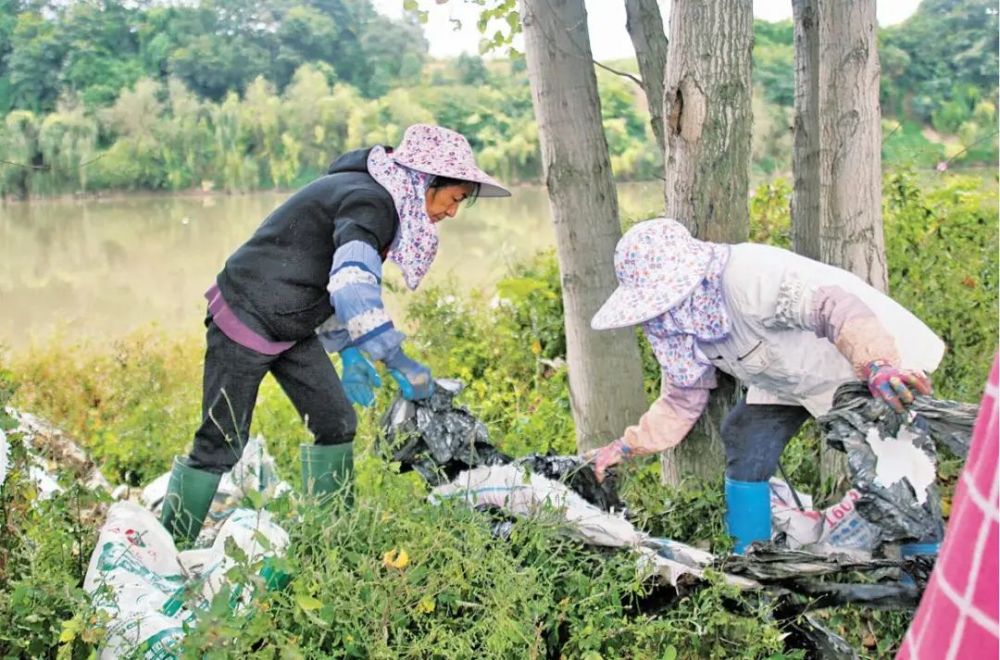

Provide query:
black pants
left=721, top=398, right=812, bottom=482
left=187, top=320, right=356, bottom=474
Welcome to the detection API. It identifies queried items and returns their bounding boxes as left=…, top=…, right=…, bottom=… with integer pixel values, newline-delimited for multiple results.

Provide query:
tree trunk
left=792, top=0, right=886, bottom=488
left=659, top=0, right=753, bottom=485
left=624, top=0, right=668, bottom=156
left=791, top=0, right=887, bottom=290
left=519, top=0, right=648, bottom=452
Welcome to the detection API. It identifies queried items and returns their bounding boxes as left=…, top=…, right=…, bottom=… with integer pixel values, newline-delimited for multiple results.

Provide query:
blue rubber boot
left=900, top=541, right=940, bottom=558
left=724, top=478, right=772, bottom=554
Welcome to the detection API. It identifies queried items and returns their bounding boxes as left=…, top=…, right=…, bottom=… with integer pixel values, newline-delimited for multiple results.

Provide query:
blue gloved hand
left=383, top=346, right=433, bottom=401
left=339, top=347, right=382, bottom=407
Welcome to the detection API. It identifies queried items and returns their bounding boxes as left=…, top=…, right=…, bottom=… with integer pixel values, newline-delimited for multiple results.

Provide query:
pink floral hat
left=390, top=124, right=511, bottom=197
left=591, top=218, right=726, bottom=330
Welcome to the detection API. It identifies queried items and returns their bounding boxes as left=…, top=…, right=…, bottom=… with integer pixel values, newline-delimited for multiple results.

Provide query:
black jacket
left=216, top=148, right=399, bottom=341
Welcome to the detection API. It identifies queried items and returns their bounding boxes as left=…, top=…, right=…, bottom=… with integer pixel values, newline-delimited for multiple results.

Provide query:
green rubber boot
left=300, top=442, right=353, bottom=504
left=160, top=456, right=222, bottom=544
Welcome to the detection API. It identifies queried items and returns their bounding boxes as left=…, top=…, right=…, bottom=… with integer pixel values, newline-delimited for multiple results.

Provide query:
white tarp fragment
left=867, top=425, right=935, bottom=506
left=430, top=464, right=643, bottom=547
left=84, top=502, right=289, bottom=660
left=429, top=464, right=757, bottom=588
left=0, top=428, right=8, bottom=494
left=4, top=407, right=112, bottom=497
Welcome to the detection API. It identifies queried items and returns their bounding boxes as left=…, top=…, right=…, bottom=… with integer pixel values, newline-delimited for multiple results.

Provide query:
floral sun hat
left=368, top=124, right=510, bottom=291
left=591, top=218, right=727, bottom=330
left=391, top=124, right=511, bottom=198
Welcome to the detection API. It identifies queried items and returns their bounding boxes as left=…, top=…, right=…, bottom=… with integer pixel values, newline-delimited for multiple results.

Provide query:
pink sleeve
left=811, top=286, right=900, bottom=378
left=620, top=370, right=714, bottom=455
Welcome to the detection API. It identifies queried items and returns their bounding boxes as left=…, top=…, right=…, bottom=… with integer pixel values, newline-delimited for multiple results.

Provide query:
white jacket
left=701, top=243, right=945, bottom=416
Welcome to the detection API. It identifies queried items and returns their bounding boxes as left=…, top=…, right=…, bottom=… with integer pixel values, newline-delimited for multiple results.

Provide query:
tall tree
left=519, top=0, right=647, bottom=452
left=791, top=0, right=887, bottom=292
left=792, top=0, right=886, bottom=484
left=659, top=0, right=754, bottom=484
left=624, top=0, right=668, bottom=156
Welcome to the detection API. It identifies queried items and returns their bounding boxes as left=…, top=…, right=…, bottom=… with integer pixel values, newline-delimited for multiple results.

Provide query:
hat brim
left=591, top=272, right=707, bottom=331
left=475, top=180, right=512, bottom=198
left=394, top=158, right=511, bottom=198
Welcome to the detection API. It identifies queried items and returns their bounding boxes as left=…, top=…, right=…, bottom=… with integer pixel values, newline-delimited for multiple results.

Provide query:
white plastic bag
left=84, top=502, right=191, bottom=659
left=85, top=502, right=290, bottom=659
left=769, top=479, right=880, bottom=553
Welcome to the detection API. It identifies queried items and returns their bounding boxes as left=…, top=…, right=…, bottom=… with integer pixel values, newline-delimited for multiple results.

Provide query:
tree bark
left=519, top=0, right=648, bottom=452
left=659, top=0, right=753, bottom=485
left=791, top=0, right=887, bottom=291
left=624, top=0, right=668, bottom=156
left=792, top=0, right=886, bottom=488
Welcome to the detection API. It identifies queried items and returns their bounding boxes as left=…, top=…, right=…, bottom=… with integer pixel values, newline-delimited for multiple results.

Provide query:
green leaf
left=224, top=536, right=249, bottom=564
left=506, top=10, right=520, bottom=31
left=295, top=593, right=323, bottom=612
left=663, top=645, right=678, bottom=660
left=403, top=0, right=418, bottom=11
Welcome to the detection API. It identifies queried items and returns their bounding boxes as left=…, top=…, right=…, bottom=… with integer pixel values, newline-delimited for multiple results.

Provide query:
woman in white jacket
left=588, top=218, right=945, bottom=553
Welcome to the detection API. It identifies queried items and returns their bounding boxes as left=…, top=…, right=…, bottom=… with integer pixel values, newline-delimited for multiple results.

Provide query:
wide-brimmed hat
left=591, top=218, right=717, bottom=330
left=391, top=124, right=511, bottom=198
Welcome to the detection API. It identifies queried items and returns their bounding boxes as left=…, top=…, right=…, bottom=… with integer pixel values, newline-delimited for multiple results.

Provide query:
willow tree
left=519, top=0, right=647, bottom=452
left=659, top=0, right=754, bottom=485
left=792, top=0, right=886, bottom=484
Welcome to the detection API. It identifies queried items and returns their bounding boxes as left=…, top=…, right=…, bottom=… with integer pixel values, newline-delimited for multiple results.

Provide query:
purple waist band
left=205, top=284, right=296, bottom=356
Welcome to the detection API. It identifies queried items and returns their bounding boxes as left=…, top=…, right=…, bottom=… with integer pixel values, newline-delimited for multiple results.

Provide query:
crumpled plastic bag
left=379, top=379, right=621, bottom=510
left=908, top=394, right=978, bottom=458
left=379, top=379, right=509, bottom=486
left=818, top=385, right=947, bottom=545
left=770, top=479, right=880, bottom=553
left=84, top=501, right=289, bottom=660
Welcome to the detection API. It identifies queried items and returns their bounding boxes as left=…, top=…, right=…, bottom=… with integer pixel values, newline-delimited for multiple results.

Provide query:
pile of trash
left=6, top=376, right=976, bottom=659
left=2, top=409, right=112, bottom=499
left=377, top=380, right=977, bottom=654
left=2, top=409, right=294, bottom=660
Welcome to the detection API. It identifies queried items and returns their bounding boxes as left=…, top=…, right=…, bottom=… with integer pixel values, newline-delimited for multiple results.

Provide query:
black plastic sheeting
left=378, top=380, right=975, bottom=658
left=819, top=385, right=952, bottom=545
left=378, top=379, right=509, bottom=485
left=378, top=379, right=622, bottom=510
left=909, top=393, right=978, bottom=459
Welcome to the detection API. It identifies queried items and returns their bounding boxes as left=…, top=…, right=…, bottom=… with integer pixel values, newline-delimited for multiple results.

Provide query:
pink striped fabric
left=897, top=353, right=999, bottom=660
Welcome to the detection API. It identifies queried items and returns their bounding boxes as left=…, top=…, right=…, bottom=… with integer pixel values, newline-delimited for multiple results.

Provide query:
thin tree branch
left=592, top=60, right=643, bottom=87
left=0, top=159, right=48, bottom=171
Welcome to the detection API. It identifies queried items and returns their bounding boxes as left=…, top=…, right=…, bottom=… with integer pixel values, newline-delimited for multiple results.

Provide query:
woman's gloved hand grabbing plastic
left=383, top=346, right=433, bottom=401
left=865, top=359, right=933, bottom=413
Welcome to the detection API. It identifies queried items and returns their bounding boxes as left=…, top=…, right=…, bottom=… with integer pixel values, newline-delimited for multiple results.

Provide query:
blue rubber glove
left=340, top=347, right=382, bottom=407
left=383, top=346, right=433, bottom=401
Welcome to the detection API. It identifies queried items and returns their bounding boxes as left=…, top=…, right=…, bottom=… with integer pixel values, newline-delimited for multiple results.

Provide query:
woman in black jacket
left=162, top=124, right=510, bottom=542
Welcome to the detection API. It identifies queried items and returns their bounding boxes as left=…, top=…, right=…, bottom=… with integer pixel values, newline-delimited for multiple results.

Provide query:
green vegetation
left=1, top=0, right=996, bottom=199
left=3, top=173, right=996, bottom=657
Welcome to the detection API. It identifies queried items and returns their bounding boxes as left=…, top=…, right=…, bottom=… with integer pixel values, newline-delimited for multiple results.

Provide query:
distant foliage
left=2, top=1, right=995, bottom=197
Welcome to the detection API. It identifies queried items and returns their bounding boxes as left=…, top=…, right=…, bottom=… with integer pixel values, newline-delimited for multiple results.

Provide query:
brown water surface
left=1, top=183, right=663, bottom=351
